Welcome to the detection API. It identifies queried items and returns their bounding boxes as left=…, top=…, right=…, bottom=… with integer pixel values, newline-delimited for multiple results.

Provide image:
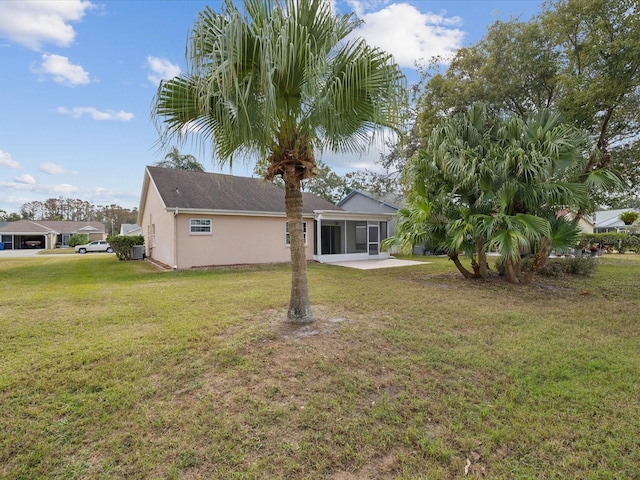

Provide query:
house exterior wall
left=173, top=214, right=315, bottom=268
left=140, top=183, right=176, bottom=267
left=576, top=217, right=594, bottom=234
left=140, top=182, right=316, bottom=268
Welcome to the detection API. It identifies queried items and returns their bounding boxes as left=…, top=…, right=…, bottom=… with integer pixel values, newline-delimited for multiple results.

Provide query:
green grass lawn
left=1, top=254, right=639, bottom=479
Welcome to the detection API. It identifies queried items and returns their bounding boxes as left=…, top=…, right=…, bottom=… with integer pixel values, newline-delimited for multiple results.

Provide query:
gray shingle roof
left=0, top=220, right=105, bottom=234
left=594, top=208, right=640, bottom=228
left=147, top=166, right=342, bottom=214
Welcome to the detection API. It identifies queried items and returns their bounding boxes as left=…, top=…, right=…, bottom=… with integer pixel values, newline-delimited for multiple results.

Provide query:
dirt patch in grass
left=270, top=305, right=351, bottom=339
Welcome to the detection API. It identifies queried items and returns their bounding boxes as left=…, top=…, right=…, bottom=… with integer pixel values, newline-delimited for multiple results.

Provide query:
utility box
left=131, top=245, right=144, bottom=260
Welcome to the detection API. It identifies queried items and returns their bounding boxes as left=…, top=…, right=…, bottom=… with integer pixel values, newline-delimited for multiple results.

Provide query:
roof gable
left=146, top=166, right=341, bottom=214
left=338, top=190, right=404, bottom=210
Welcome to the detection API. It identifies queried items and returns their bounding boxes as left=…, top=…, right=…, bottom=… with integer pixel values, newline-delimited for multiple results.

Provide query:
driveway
left=0, top=249, right=42, bottom=258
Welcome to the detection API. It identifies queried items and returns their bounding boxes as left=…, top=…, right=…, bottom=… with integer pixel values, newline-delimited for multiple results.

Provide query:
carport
left=1, top=234, right=48, bottom=250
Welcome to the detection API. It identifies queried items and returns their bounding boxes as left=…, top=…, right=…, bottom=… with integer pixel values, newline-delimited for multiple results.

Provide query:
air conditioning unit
left=130, top=245, right=144, bottom=260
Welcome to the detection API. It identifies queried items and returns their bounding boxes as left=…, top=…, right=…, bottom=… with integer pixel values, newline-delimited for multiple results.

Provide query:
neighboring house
left=593, top=208, right=640, bottom=233
left=137, top=167, right=393, bottom=269
left=120, top=223, right=142, bottom=236
left=557, top=210, right=595, bottom=233
left=0, top=220, right=106, bottom=250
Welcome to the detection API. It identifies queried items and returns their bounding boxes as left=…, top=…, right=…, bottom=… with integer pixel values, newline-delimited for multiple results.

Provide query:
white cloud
left=147, top=56, right=181, bottom=84
left=57, top=106, right=134, bottom=121
left=15, top=174, right=36, bottom=185
left=0, top=179, right=78, bottom=195
left=350, top=2, right=465, bottom=68
left=40, top=162, right=72, bottom=175
left=35, top=53, right=91, bottom=86
left=0, top=150, right=20, bottom=168
left=0, top=0, right=93, bottom=50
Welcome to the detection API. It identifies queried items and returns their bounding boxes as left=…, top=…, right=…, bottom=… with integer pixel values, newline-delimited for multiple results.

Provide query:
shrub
left=565, top=257, right=599, bottom=276
left=495, top=255, right=598, bottom=278
left=107, top=235, right=144, bottom=261
left=68, top=234, right=89, bottom=247
left=578, top=233, right=640, bottom=254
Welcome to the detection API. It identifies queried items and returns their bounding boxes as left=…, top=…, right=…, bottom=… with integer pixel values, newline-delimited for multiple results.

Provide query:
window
left=190, top=218, right=212, bottom=234
left=285, top=221, right=307, bottom=245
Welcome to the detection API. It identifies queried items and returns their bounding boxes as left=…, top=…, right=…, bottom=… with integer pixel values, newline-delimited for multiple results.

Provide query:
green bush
left=496, top=255, right=598, bottom=278
left=68, top=234, right=89, bottom=247
left=565, top=257, right=599, bottom=276
left=106, top=235, right=144, bottom=261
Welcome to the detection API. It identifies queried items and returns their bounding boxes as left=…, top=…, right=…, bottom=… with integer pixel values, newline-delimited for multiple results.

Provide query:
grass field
left=1, top=253, right=639, bottom=479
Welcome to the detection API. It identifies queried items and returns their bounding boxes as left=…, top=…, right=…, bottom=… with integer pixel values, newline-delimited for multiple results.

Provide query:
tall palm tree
left=153, top=0, right=406, bottom=322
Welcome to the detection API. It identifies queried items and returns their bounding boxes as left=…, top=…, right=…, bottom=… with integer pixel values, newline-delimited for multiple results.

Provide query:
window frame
left=285, top=221, right=307, bottom=246
left=189, top=218, right=212, bottom=235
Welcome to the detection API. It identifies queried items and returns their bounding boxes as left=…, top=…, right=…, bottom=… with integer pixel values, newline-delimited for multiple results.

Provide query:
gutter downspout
left=173, top=207, right=179, bottom=269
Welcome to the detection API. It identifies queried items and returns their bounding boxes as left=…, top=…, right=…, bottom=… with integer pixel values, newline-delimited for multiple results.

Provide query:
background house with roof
left=137, top=167, right=393, bottom=269
left=0, top=220, right=106, bottom=250
left=119, top=224, right=142, bottom=236
left=593, top=208, right=640, bottom=233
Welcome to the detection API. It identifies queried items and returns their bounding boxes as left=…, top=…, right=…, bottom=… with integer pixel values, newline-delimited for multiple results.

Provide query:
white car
left=74, top=240, right=113, bottom=254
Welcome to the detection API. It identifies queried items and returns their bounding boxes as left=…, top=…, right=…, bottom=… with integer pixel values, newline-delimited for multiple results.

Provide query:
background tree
left=406, top=0, right=640, bottom=207
left=154, top=0, right=406, bottom=322
left=155, top=146, right=205, bottom=171
left=0, top=209, right=20, bottom=222
left=15, top=197, right=138, bottom=234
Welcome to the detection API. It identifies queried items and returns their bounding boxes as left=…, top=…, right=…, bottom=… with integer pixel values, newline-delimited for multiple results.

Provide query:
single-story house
left=120, top=223, right=142, bottom=236
left=593, top=208, right=640, bottom=233
left=137, top=166, right=393, bottom=269
left=0, top=220, right=106, bottom=250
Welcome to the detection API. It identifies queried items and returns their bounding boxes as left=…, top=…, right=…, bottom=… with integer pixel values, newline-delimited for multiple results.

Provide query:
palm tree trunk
left=476, top=238, right=490, bottom=279
left=524, top=237, right=552, bottom=284
left=284, top=168, right=314, bottom=323
left=504, top=259, right=520, bottom=284
left=449, top=252, right=476, bottom=279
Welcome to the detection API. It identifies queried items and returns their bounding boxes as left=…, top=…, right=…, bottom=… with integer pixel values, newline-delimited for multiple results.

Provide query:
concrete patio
left=325, top=258, right=429, bottom=270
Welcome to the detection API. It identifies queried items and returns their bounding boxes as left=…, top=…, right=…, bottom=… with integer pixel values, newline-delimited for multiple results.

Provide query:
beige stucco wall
left=174, top=214, right=315, bottom=268
left=140, top=180, right=315, bottom=268
left=140, top=183, right=176, bottom=268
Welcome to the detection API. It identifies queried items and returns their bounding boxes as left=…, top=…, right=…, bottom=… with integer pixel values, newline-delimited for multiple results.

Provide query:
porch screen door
left=368, top=224, right=379, bottom=255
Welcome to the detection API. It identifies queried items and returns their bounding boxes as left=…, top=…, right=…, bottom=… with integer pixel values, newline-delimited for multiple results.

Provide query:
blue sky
left=0, top=0, right=541, bottom=214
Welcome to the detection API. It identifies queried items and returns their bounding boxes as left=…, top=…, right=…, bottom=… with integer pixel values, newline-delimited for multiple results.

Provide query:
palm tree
left=156, top=147, right=204, bottom=172
left=153, top=0, right=406, bottom=322
left=392, top=104, right=592, bottom=283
